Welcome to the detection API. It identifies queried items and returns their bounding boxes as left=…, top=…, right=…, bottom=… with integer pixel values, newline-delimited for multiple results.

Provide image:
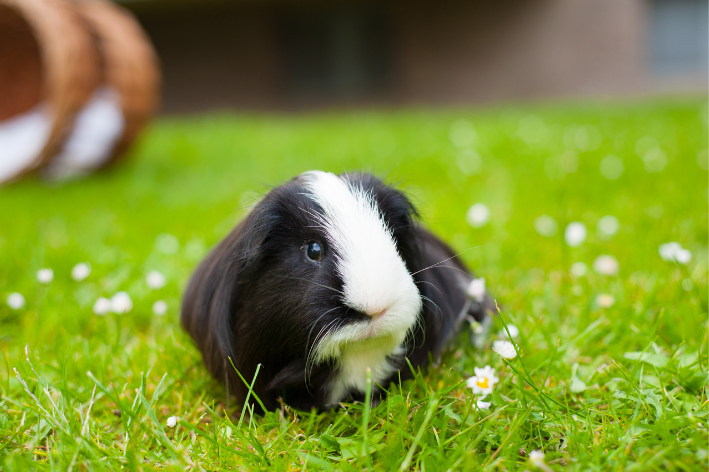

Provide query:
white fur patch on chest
left=327, top=340, right=405, bottom=405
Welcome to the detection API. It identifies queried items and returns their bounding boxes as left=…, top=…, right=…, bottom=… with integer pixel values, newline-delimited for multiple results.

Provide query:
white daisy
left=570, top=262, right=587, bottom=277
left=658, top=242, right=682, bottom=261
left=469, top=320, right=484, bottom=334
left=597, top=215, right=620, bottom=237
left=493, top=340, right=518, bottom=359
left=498, top=324, right=519, bottom=339
left=166, top=416, right=179, bottom=428
left=153, top=300, right=168, bottom=316
left=93, top=297, right=111, bottom=315
left=146, top=270, right=166, bottom=290
left=466, top=365, right=499, bottom=395
left=476, top=396, right=491, bottom=410
left=593, top=255, right=619, bottom=276
left=529, top=450, right=545, bottom=463
left=36, top=268, right=53, bottom=284
left=111, top=292, right=133, bottom=314
left=466, top=203, right=490, bottom=228
left=7, top=292, right=25, bottom=310
left=659, top=242, right=692, bottom=265
left=658, top=241, right=691, bottom=262
left=596, top=293, right=615, bottom=308
left=466, top=278, right=486, bottom=302
left=675, top=248, right=692, bottom=264
left=534, top=215, right=557, bottom=237
left=71, top=262, right=91, bottom=281
left=564, top=222, right=587, bottom=247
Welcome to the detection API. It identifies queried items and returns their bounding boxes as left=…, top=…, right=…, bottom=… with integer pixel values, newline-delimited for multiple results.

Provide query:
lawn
left=0, top=100, right=707, bottom=471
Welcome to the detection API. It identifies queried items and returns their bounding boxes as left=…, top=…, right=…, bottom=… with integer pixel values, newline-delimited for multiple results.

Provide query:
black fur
left=181, top=172, right=493, bottom=411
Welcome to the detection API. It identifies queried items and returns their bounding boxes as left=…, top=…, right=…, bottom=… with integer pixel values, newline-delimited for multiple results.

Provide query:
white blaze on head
left=301, top=171, right=421, bottom=345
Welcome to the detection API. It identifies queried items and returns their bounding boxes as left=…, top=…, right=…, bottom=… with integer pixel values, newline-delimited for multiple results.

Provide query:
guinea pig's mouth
left=370, top=308, right=387, bottom=321
left=360, top=307, right=416, bottom=341
left=313, top=302, right=419, bottom=364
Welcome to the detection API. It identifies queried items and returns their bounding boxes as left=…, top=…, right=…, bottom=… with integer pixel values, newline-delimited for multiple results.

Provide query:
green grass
left=1, top=100, right=707, bottom=471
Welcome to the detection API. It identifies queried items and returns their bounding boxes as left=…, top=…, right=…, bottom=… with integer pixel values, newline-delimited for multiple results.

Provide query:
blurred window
left=279, top=7, right=393, bottom=97
left=649, top=0, right=708, bottom=74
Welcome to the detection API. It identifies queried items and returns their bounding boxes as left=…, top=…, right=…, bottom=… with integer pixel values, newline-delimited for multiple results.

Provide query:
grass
left=0, top=99, right=707, bottom=471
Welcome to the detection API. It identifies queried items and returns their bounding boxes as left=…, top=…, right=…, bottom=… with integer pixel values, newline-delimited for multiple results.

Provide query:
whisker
left=420, top=295, right=443, bottom=322
left=305, top=322, right=335, bottom=391
left=306, top=317, right=342, bottom=380
left=305, top=316, right=347, bottom=391
left=410, top=247, right=480, bottom=276
left=414, top=279, right=442, bottom=295
left=304, top=306, right=340, bottom=360
left=307, top=319, right=337, bottom=367
left=417, top=263, right=474, bottom=278
left=406, top=313, right=427, bottom=352
left=438, top=264, right=477, bottom=277
left=280, top=275, right=345, bottom=296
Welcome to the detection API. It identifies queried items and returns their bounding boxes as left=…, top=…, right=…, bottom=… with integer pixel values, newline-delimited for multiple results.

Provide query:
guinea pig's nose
left=366, top=307, right=388, bottom=319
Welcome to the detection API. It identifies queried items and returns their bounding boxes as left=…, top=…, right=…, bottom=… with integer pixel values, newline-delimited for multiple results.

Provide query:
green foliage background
left=0, top=100, right=707, bottom=470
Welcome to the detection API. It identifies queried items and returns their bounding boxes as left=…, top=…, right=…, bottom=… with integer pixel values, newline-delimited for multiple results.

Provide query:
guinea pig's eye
left=306, top=242, right=322, bottom=262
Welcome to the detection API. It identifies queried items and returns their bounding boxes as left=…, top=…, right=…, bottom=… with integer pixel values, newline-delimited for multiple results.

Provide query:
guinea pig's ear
left=180, top=213, right=267, bottom=392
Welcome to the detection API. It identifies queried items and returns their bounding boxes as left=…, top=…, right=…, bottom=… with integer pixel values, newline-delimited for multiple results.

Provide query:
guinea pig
left=181, top=171, right=493, bottom=411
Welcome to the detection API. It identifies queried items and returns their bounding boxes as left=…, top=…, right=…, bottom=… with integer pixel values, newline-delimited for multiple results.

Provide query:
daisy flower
left=166, top=416, right=179, bottom=428
left=111, top=292, right=133, bottom=314
left=593, top=255, right=619, bottom=276
left=529, top=450, right=545, bottom=463
left=93, top=297, right=111, bottom=315
left=71, top=263, right=91, bottom=281
left=597, top=215, right=620, bottom=237
left=534, top=215, right=557, bottom=237
left=153, top=300, right=168, bottom=316
left=466, top=203, right=490, bottom=228
left=469, top=319, right=484, bottom=334
left=476, top=396, right=491, bottom=410
left=493, top=340, right=518, bottom=359
left=675, top=248, right=692, bottom=264
left=466, top=365, right=499, bottom=395
left=596, top=293, right=615, bottom=308
left=570, top=262, right=587, bottom=277
left=498, top=324, right=519, bottom=339
left=528, top=449, right=553, bottom=472
left=466, top=278, right=486, bottom=301
left=659, top=242, right=692, bottom=264
left=37, top=268, right=53, bottom=284
left=146, top=270, right=166, bottom=290
left=564, top=222, right=587, bottom=247
left=659, top=242, right=681, bottom=261
left=7, top=292, right=25, bottom=310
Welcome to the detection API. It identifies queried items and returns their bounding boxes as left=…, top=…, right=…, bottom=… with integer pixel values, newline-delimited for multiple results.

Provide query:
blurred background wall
left=122, top=0, right=708, bottom=113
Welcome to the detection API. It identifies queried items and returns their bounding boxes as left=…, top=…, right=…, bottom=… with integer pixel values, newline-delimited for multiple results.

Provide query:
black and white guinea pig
left=181, top=171, right=493, bottom=411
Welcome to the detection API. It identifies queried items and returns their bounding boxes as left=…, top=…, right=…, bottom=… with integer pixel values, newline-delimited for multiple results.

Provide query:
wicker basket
left=0, top=0, right=160, bottom=182
left=73, top=0, right=160, bottom=165
left=0, top=0, right=100, bottom=183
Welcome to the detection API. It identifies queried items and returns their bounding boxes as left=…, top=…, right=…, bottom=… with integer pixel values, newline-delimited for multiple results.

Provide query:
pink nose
left=367, top=308, right=388, bottom=319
